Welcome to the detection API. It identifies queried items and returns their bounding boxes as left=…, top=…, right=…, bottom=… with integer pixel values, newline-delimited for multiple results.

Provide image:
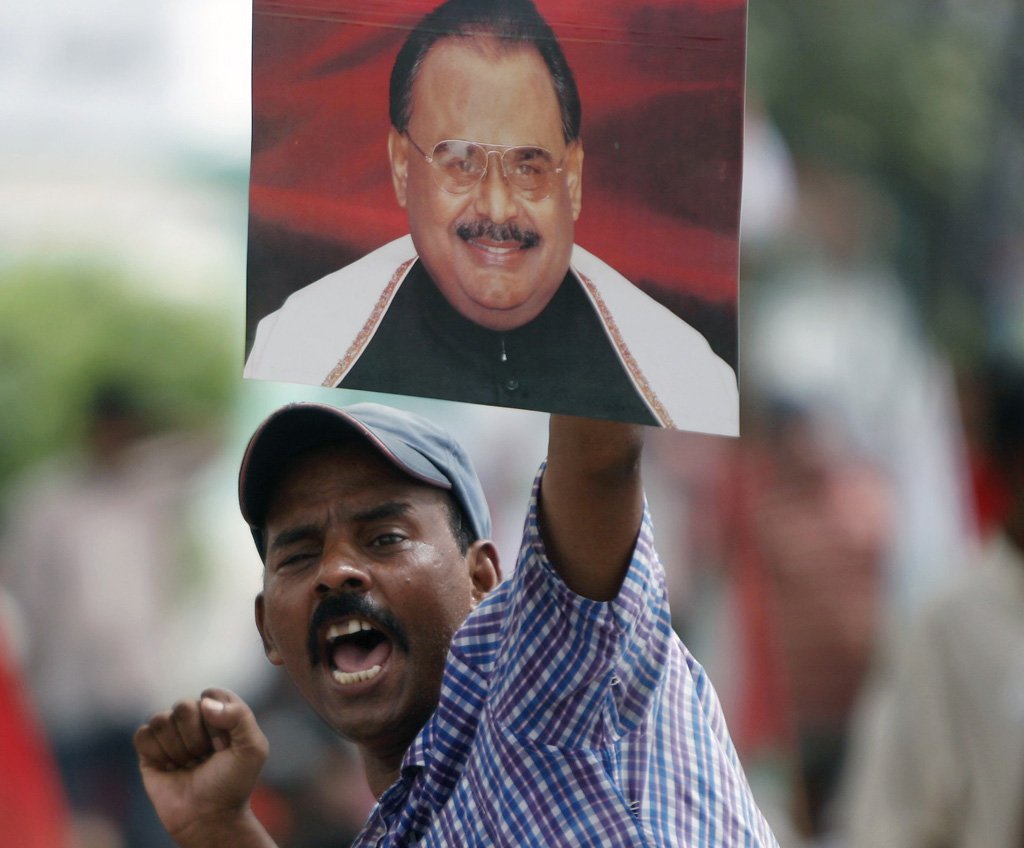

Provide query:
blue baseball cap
left=238, top=402, right=492, bottom=557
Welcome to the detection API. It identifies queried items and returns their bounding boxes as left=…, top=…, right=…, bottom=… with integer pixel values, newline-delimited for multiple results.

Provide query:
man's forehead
left=409, top=37, right=562, bottom=145
left=415, top=35, right=552, bottom=89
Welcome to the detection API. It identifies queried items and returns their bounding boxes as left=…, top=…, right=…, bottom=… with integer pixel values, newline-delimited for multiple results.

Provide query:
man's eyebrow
left=353, top=501, right=413, bottom=524
left=268, top=524, right=320, bottom=553
left=267, top=502, right=414, bottom=553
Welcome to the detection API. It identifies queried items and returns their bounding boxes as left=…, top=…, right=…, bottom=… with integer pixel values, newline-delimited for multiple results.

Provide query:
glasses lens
left=431, top=141, right=487, bottom=193
left=503, top=147, right=556, bottom=196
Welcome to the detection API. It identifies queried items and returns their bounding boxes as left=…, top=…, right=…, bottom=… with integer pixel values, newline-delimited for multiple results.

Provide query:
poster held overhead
left=245, top=0, right=746, bottom=435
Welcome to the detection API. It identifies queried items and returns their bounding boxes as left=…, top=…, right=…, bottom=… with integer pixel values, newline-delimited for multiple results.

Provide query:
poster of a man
left=245, top=0, right=745, bottom=435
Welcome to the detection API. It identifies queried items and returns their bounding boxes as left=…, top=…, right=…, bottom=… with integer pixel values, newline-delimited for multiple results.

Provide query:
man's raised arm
left=539, top=415, right=645, bottom=601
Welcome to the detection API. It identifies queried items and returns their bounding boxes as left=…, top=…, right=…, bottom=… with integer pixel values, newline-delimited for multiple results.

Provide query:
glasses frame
left=405, top=134, right=566, bottom=201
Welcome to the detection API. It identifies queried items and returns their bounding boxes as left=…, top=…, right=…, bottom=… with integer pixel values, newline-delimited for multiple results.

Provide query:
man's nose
left=473, top=151, right=518, bottom=223
left=315, top=549, right=372, bottom=596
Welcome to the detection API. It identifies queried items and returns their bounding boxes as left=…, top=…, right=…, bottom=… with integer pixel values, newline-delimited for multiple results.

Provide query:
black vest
left=341, top=261, right=657, bottom=425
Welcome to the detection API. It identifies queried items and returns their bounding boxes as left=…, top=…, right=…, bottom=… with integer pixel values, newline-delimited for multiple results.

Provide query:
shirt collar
left=400, top=711, right=433, bottom=776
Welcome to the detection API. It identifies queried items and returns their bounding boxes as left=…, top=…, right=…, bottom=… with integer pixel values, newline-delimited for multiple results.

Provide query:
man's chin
left=452, top=278, right=553, bottom=330
left=317, top=682, right=400, bottom=743
left=466, top=304, right=540, bottom=331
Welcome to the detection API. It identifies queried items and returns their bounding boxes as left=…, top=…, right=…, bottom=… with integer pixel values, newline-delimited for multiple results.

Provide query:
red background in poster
left=248, top=0, right=746, bottom=368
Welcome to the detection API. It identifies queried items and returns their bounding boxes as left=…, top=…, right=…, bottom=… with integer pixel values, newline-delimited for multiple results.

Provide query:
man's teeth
left=332, top=665, right=382, bottom=685
left=325, top=619, right=384, bottom=685
left=472, top=240, right=518, bottom=253
left=326, top=619, right=377, bottom=640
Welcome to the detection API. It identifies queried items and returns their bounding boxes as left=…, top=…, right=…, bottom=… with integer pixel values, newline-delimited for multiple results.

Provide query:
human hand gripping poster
left=245, top=0, right=746, bottom=435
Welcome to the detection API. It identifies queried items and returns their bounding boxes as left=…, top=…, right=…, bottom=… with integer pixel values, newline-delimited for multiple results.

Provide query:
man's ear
left=387, top=126, right=410, bottom=209
left=467, top=540, right=501, bottom=605
left=565, top=140, right=584, bottom=221
left=255, top=593, right=284, bottom=666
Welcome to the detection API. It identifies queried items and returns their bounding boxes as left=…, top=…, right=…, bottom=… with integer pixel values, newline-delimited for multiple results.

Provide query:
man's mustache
left=307, top=592, right=410, bottom=667
left=456, top=219, right=540, bottom=249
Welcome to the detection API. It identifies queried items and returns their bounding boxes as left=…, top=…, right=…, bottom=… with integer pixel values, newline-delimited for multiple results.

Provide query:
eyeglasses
left=405, top=135, right=565, bottom=202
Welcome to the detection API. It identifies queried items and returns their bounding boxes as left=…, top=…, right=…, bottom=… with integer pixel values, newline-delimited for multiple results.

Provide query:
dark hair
left=446, top=497, right=475, bottom=555
left=389, top=0, right=581, bottom=143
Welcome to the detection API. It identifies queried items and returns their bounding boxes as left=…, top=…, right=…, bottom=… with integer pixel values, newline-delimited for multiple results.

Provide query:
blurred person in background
left=838, top=358, right=1024, bottom=848
left=677, top=153, right=977, bottom=844
left=743, top=164, right=976, bottom=638
left=719, top=401, right=892, bottom=843
left=0, top=381, right=218, bottom=848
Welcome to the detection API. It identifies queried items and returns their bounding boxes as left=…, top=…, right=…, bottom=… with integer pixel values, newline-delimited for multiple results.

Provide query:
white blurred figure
left=744, top=164, right=976, bottom=643
left=723, top=119, right=976, bottom=844
left=839, top=360, right=1024, bottom=848
left=740, top=99, right=799, bottom=253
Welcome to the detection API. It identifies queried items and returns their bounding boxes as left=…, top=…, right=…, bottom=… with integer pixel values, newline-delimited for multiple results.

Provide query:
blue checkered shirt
left=352, top=469, right=778, bottom=846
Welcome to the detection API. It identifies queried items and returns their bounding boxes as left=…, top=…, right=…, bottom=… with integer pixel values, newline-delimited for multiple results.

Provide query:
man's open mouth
left=324, top=618, right=393, bottom=686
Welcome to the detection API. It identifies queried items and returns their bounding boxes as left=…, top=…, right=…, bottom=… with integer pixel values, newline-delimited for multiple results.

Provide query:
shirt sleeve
left=486, top=464, right=675, bottom=750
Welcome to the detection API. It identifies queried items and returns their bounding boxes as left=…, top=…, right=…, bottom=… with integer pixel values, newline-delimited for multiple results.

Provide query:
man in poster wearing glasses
left=243, top=0, right=738, bottom=435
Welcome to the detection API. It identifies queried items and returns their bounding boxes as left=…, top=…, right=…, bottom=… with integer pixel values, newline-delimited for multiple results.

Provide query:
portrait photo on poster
left=245, top=0, right=745, bottom=435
